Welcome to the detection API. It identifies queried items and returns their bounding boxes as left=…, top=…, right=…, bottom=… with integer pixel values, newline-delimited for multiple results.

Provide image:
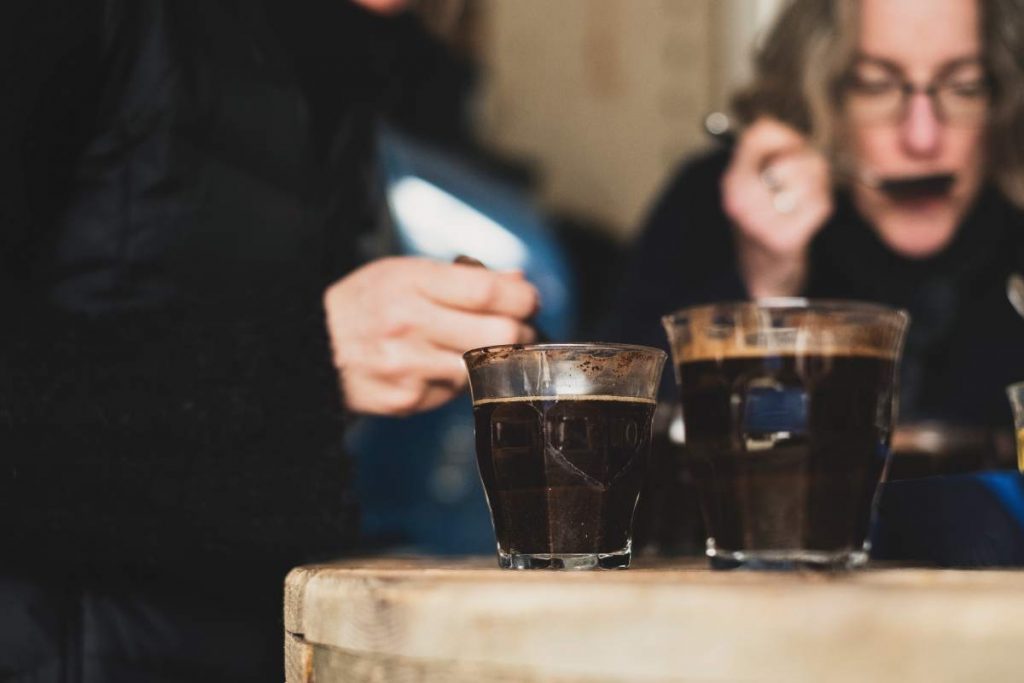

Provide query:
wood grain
left=284, top=632, right=313, bottom=683
left=286, top=557, right=1024, bottom=682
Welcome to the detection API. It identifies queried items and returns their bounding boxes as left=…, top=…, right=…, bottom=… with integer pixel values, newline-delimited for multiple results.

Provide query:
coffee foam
left=472, top=394, right=657, bottom=406
left=676, top=345, right=898, bottom=363
left=667, top=306, right=903, bottom=363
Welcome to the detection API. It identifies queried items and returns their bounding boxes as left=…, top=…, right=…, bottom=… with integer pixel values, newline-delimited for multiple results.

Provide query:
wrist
left=737, top=241, right=808, bottom=299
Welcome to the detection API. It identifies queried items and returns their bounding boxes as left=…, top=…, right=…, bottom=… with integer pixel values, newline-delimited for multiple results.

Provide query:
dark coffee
left=678, top=352, right=896, bottom=555
left=473, top=395, right=656, bottom=555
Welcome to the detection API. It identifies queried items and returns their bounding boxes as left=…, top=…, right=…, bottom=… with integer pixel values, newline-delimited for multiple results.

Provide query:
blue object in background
left=346, top=126, right=578, bottom=554
left=377, top=125, right=576, bottom=340
left=742, top=385, right=808, bottom=436
left=872, top=471, right=1024, bottom=566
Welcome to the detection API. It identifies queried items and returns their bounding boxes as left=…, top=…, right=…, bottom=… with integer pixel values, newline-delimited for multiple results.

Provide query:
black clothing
left=0, top=572, right=282, bottom=682
left=0, top=1, right=456, bottom=679
left=607, top=148, right=1024, bottom=429
left=2, top=0, right=363, bottom=590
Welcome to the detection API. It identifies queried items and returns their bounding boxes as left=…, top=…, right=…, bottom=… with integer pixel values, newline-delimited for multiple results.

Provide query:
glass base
left=497, top=549, right=631, bottom=570
left=707, top=539, right=868, bottom=571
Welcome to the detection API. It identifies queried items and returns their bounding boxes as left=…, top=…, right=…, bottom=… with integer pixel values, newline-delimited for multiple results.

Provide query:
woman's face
left=843, top=0, right=989, bottom=258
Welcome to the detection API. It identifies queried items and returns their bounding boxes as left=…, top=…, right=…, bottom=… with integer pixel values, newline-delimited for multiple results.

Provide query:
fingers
left=324, top=256, right=542, bottom=417
left=338, top=319, right=533, bottom=415
left=343, top=373, right=465, bottom=416
left=726, top=118, right=823, bottom=206
left=763, top=152, right=833, bottom=215
left=346, top=338, right=467, bottom=387
left=349, top=281, right=537, bottom=350
left=759, top=151, right=830, bottom=193
left=414, top=301, right=537, bottom=351
left=723, top=119, right=833, bottom=253
left=758, top=152, right=831, bottom=217
left=345, top=381, right=466, bottom=416
left=338, top=339, right=467, bottom=416
left=416, top=261, right=540, bottom=318
left=730, top=118, right=810, bottom=176
left=721, top=120, right=834, bottom=300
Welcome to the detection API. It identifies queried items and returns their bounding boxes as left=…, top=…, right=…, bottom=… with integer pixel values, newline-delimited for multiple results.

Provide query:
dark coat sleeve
left=0, top=1, right=359, bottom=585
left=0, top=0, right=106, bottom=293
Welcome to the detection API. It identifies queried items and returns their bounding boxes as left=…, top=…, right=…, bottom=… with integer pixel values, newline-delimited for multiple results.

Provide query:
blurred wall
left=475, top=0, right=783, bottom=238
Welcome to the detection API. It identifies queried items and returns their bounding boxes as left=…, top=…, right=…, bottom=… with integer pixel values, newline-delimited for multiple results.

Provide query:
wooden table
left=284, top=557, right=1024, bottom=682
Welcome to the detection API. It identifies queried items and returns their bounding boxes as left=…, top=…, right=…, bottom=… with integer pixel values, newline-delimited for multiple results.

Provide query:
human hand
left=323, top=256, right=539, bottom=416
left=720, top=118, right=834, bottom=298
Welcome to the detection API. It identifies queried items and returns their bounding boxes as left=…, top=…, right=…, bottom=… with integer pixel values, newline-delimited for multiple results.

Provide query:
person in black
left=607, top=0, right=1024, bottom=434
left=0, top=1, right=538, bottom=680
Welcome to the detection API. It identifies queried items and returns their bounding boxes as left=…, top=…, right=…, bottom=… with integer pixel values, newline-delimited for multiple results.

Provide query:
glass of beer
left=1005, top=381, right=1024, bottom=472
left=663, top=300, right=909, bottom=569
left=463, top=343, right=666, bottom=570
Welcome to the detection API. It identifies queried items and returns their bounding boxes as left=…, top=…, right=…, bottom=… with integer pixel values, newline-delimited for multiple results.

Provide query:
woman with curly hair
left=609, top=0, right=1024, bottom=436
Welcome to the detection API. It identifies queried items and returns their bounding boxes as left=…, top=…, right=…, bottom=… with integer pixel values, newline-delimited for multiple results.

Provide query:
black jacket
left=606, top=148, right=1024, bottom=430
left=0, top=0, right=448, bottom=587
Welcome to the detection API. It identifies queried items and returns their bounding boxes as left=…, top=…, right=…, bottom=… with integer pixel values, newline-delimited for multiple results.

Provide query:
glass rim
left=463, top=341, right=667, bottom=361
left=661, top=298, right=909, bottom=325
left=460, top=342, right=667, bottom=368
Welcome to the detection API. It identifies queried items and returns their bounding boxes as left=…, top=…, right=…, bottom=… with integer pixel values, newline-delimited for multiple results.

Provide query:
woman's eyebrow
left=934, top=56, right=987, bottom=80
left=851, top=53, right=985, bottom=79
left=850, top=55, right=903, bottom=76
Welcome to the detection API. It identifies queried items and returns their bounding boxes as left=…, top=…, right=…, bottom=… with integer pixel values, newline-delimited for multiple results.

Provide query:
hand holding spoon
left=454, top=255, right=551, bottom=343
left=704, top=112, right=956, bottom=200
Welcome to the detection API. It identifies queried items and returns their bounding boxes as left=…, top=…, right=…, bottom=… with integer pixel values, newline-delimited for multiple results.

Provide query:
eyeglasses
left=841, top=62, right=991, bottom=126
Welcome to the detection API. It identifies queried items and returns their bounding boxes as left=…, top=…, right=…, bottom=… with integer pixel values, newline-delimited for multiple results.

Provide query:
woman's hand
left=323, top=257, right=539, bottom=416
left=721, top=118, right=834, bottom=298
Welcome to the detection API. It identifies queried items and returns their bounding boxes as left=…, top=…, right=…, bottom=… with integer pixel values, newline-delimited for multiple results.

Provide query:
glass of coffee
left=1005, top=381, right=1024, bottom=472
left=663, top=300, right=909, bottom=569
left=463, top=343, right=666, bottom=570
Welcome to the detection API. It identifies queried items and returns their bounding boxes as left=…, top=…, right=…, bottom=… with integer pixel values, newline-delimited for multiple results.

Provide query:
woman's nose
left=900, top=91, right=943, bottom=158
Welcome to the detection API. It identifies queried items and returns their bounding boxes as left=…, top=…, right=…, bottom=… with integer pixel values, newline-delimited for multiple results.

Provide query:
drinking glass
left=663, top=299, right=909, bottom=569
left=1005, top=381, right=1024, bottom=472
left=464, top=343, right=666, bottom=569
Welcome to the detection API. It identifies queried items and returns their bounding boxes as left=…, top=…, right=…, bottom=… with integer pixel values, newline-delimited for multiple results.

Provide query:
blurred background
left=476, top=0, right=781, bottom=240
left=351, top=0, right=786, bottom=556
